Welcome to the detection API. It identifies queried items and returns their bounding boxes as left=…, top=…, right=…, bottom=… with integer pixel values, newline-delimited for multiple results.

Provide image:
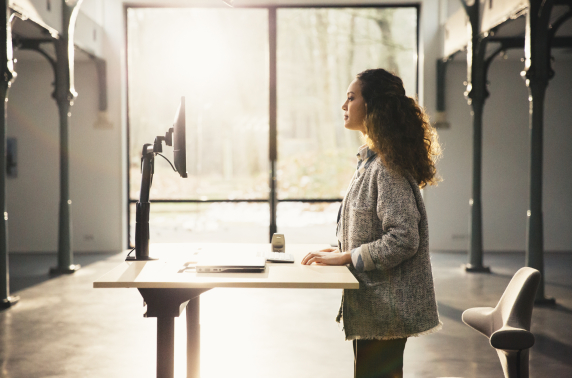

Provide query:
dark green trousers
left=353, top=338, right=407, bottom=378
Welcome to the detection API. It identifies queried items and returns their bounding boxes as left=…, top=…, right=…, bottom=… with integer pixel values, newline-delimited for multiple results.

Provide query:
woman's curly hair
left=357, top=69, right=442, bottom=188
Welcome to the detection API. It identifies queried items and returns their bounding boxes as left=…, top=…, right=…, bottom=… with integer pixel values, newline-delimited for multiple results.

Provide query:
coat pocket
left=358, top=269, right=391, bottom=287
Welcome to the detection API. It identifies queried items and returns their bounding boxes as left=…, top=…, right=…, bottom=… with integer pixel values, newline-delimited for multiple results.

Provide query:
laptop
left=195, top=253, right=266, bottom=273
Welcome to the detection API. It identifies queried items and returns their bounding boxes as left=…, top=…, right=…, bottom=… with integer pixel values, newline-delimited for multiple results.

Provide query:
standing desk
left=93, top=243, right=359, bottom=378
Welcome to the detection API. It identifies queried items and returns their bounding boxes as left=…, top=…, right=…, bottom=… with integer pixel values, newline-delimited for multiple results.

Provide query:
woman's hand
left=301, top=248, right=352, bottom=266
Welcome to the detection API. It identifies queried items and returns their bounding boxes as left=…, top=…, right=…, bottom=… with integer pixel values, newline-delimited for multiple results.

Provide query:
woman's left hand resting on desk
left=301, top=248, right=352, bottom=266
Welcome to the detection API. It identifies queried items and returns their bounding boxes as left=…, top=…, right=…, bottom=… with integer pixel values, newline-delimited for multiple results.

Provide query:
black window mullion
left=269, top=7, right=278, bottom=242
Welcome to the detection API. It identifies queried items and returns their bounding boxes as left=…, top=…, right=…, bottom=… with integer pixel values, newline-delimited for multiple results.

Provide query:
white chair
left=462, top=267, right=541, bottom=378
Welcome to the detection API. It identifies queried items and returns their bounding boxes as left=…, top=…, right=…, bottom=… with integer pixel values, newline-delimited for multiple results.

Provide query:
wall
left=424, top=54, right=572, bottom=252
left=6, top=0, right=125, bottom=252
left=6, top=58, right=60, bottom=252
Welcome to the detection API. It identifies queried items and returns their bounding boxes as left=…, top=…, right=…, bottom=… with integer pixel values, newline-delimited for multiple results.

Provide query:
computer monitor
left=173, top=96, right=187, bottom=178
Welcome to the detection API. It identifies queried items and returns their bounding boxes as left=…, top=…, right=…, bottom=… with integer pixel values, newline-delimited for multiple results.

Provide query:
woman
left=301, top=68, right=442, bottom=378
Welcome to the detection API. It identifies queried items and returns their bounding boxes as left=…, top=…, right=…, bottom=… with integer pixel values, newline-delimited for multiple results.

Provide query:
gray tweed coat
left=337, top=155, right=441, bottom=340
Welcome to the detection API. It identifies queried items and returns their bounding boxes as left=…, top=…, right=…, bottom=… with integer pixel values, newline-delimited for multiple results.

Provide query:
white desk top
left=93, top=243, right=359, bottom=290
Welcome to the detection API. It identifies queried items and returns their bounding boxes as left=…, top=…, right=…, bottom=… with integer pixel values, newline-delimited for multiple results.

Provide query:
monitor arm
left=129, top=143, right=157, bottom=261
left=131, top=129, right=174, bottom=261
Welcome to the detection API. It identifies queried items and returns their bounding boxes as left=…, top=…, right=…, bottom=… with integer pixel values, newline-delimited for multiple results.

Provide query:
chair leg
left=496, top=349, right=529, bottom=378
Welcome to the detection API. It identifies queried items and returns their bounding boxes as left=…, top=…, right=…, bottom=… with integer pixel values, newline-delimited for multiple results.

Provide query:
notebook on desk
left=195, top=253, right=266, bottom=273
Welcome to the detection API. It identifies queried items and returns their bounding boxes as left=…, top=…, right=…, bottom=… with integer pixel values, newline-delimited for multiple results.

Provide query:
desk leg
left=139, top=288, right=209, bottom=378
left=157, top=316, right=175, bottom=378
left=186, top=296, right=200, bottom=378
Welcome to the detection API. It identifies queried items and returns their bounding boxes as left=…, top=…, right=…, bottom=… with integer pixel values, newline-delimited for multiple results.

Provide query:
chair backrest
left=493, top=267, right=541, bottom=332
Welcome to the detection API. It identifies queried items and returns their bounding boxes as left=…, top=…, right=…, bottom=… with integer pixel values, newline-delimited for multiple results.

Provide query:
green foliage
left=277, top=147, right=357, bottom=199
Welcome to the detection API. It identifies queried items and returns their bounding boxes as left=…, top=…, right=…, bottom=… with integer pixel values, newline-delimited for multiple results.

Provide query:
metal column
left=0, top=1, right=18, bottom=310
left=522, top=0, right=556, bottom=304
left=462, top=0, right=490, bottom=273
left=50, top=0, right=83, bottom=274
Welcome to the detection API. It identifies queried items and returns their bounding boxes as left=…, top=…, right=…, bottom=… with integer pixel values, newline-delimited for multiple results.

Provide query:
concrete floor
left=0, top=251, right=571, bottom=378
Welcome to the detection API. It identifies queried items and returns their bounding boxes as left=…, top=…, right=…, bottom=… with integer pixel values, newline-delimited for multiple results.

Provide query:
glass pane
left=128, top=8, right=269, bottom=201
left=276, top=202, right=339, bottom=246
left=129, top=202, right=269, bottom=246
left=277, top=8, right=418, bottom=199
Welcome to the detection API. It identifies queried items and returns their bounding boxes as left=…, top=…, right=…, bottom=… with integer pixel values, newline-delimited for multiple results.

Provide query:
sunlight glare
left=173, top=290, right=264, bottom=378
left=164, top=15, right=232, bottom=88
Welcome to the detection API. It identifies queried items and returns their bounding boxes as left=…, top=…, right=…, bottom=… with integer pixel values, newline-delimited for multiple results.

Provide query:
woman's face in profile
left=342, top=79, right=367, bottom=134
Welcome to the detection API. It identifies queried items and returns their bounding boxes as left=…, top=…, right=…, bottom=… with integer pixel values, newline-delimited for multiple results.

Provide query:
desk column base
left=49, top=264, right=81, bottom=275
left=463, top=264, right=491, bottom=273
left=0, top=296, right=19, bottom=310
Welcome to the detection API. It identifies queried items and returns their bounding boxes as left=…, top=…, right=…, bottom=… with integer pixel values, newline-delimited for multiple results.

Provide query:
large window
left=128, top=8, right=269, bottom=202
left=126, top=5, right=418, bottom=246
left=277, top=8, right=418, bottom=199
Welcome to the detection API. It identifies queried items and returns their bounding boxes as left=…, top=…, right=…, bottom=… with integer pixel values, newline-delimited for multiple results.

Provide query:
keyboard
left=256, top=251, right=294, bottom=263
